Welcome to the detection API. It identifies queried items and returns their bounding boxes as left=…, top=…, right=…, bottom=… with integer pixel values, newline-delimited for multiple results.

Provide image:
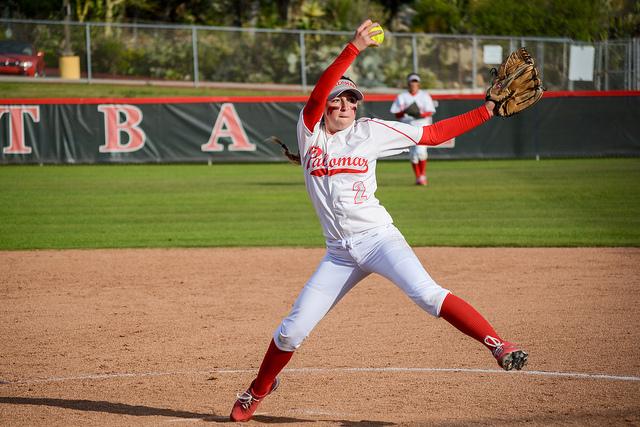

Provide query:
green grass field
left=0, top=82, right=305, bottom=98
left=1, top=158, right=639, bottom=249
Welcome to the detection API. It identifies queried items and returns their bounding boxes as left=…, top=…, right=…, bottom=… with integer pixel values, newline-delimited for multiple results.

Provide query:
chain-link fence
left=1, top=18, right=638, bottom=92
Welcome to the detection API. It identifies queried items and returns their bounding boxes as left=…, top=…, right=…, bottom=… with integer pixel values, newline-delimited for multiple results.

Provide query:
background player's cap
left=328, top=76, right=364, bottom=101
left=407, top=73, right=421, bottom=83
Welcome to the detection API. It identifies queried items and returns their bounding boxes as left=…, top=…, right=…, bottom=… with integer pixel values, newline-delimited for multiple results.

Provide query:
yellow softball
left=369, top=25, right=384, bottom=45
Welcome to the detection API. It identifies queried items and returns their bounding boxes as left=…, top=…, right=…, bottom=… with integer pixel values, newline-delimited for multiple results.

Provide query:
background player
left=230, top=19, right=528, bottom=422
left=390, top=73, right=437, bottom=185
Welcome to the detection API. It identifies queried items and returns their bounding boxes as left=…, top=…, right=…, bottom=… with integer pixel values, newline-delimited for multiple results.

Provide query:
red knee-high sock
left=411, top=162, right=420, bottom=179
left=419, top=159, right=427, bottom=177
left=251, top=339, right=294, bottom=397
left=439, top=293, right=502, bottom=350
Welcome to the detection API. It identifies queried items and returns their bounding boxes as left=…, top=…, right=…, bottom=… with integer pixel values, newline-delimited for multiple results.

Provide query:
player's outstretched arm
left=419, top=101, right=495, bottom=146
left=301, top=20, right=381, bottom=131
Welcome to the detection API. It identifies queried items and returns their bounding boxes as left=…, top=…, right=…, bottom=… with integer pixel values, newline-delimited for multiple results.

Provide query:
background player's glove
left=268, top=136, right=301, bottom=165
left=485, top=47, right=544, bottom=117
left=404, top=102, right=422, bottom=119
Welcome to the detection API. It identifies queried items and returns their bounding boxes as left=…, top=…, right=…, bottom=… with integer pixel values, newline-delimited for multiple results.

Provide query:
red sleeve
left=394, top=112, right=404, bottom=119
left=420, top=112, right=433, bottom=118
left=419, top=106, right=491, bottom=146
left=302, top=43, right=360, bottom=131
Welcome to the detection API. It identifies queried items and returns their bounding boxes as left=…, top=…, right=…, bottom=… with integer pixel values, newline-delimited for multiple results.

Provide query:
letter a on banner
left=202, top=103, right=256, bottom=152
left=98, top=105, right=146, bottom=153
left=0, top=105, right=40, bottom=154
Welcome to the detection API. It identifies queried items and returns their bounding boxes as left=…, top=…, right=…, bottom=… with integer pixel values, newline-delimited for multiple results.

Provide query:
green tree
left=607, top=0, right=640, bottom=38
left=467, top=0, right=551, bottom=37
left=321, top=0, right=386, bottom=31
left=410, top=0, right=638, bottom=41
left=3, top=0, right=638, bottom=40
left=373, top=0, right=414, bottom=31
left=3, top=0, right=61, bottom=19
left=411, top=0, right=470, bottom=34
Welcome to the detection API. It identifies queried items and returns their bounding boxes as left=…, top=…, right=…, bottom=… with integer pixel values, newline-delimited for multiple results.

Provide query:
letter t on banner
left=0, top=105, right=40, bottom=154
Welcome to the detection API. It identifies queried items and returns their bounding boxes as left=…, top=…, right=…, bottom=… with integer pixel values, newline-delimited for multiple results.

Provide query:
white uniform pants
left=273, top=224, right=450, bottom=351
left=408, top=117, right=430, bottom=163
left=409, top=144, right=428, bottom=163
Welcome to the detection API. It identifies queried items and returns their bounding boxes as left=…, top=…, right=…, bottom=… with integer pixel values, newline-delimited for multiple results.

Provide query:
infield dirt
left=1, top=247, right=639, bottom=426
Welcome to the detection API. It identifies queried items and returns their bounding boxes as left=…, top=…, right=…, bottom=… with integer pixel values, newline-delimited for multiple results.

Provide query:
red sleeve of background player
left=302, top=43, right=360, bottom=131
left=419, top=106, right=491, bottom=146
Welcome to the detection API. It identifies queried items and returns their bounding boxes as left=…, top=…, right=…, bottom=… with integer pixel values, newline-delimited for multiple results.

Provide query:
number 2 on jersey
left=353, top=181, right=368, bottom=204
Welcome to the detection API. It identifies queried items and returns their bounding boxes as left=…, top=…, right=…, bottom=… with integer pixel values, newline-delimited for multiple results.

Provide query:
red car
left=0, top=40, right=45, bottom=77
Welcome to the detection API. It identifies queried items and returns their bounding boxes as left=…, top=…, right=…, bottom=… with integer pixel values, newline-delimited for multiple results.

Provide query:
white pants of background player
left=273, top=224, right=450, bottom=351
left=409, top=145, right=428, bottom=163
left=408, top=117, right=430, bottom=163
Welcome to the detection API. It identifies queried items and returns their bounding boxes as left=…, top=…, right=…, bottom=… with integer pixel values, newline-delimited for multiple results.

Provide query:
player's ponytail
left=267, top=136, right=301, bottom=165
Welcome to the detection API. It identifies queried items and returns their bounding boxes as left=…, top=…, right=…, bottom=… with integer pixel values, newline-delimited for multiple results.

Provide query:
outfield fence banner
left=1, top=92, right=639, bottom=165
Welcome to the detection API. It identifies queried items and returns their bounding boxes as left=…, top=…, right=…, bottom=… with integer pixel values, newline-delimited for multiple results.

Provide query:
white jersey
left=390, top=90, right=437, bottom=126
left=297, top=110, right=423, bottom=241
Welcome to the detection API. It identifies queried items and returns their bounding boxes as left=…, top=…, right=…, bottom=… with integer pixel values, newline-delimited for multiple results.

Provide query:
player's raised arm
left=418, top=101, right=495, bottom=146
left=301, top=20, right=381, bottom=131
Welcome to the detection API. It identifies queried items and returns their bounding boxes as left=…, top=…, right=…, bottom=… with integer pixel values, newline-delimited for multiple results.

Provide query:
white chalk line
left=2, top=366, right=639, bottom=385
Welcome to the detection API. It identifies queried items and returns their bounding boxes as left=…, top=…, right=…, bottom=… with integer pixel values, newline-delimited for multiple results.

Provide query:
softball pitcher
left=230, top=20, right=528, bottom=422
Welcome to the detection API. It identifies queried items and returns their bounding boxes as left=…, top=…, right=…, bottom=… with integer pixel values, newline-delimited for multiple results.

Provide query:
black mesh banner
left=1, top=92, right=638, bottom=164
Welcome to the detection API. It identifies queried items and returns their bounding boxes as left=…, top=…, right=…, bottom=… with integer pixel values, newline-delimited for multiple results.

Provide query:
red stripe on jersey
left=310, top=167, right=369, bottom=176
left=365, top=119, right=420, bottom=145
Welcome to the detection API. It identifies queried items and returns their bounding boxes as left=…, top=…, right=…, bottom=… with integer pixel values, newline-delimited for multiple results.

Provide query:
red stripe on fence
left=541, top=90, right=640, bottom=98
left=0, top=90, right=638, bottom=105
left=0, top=96, right=308, bottom=105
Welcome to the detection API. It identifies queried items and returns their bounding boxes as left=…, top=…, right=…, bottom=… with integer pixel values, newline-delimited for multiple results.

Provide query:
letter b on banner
left=98, top=105, right=146, bottom=153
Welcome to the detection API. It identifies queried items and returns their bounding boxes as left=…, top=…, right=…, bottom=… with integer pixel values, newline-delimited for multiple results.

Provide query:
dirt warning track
left=1, top=247, right=639, bottom=425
